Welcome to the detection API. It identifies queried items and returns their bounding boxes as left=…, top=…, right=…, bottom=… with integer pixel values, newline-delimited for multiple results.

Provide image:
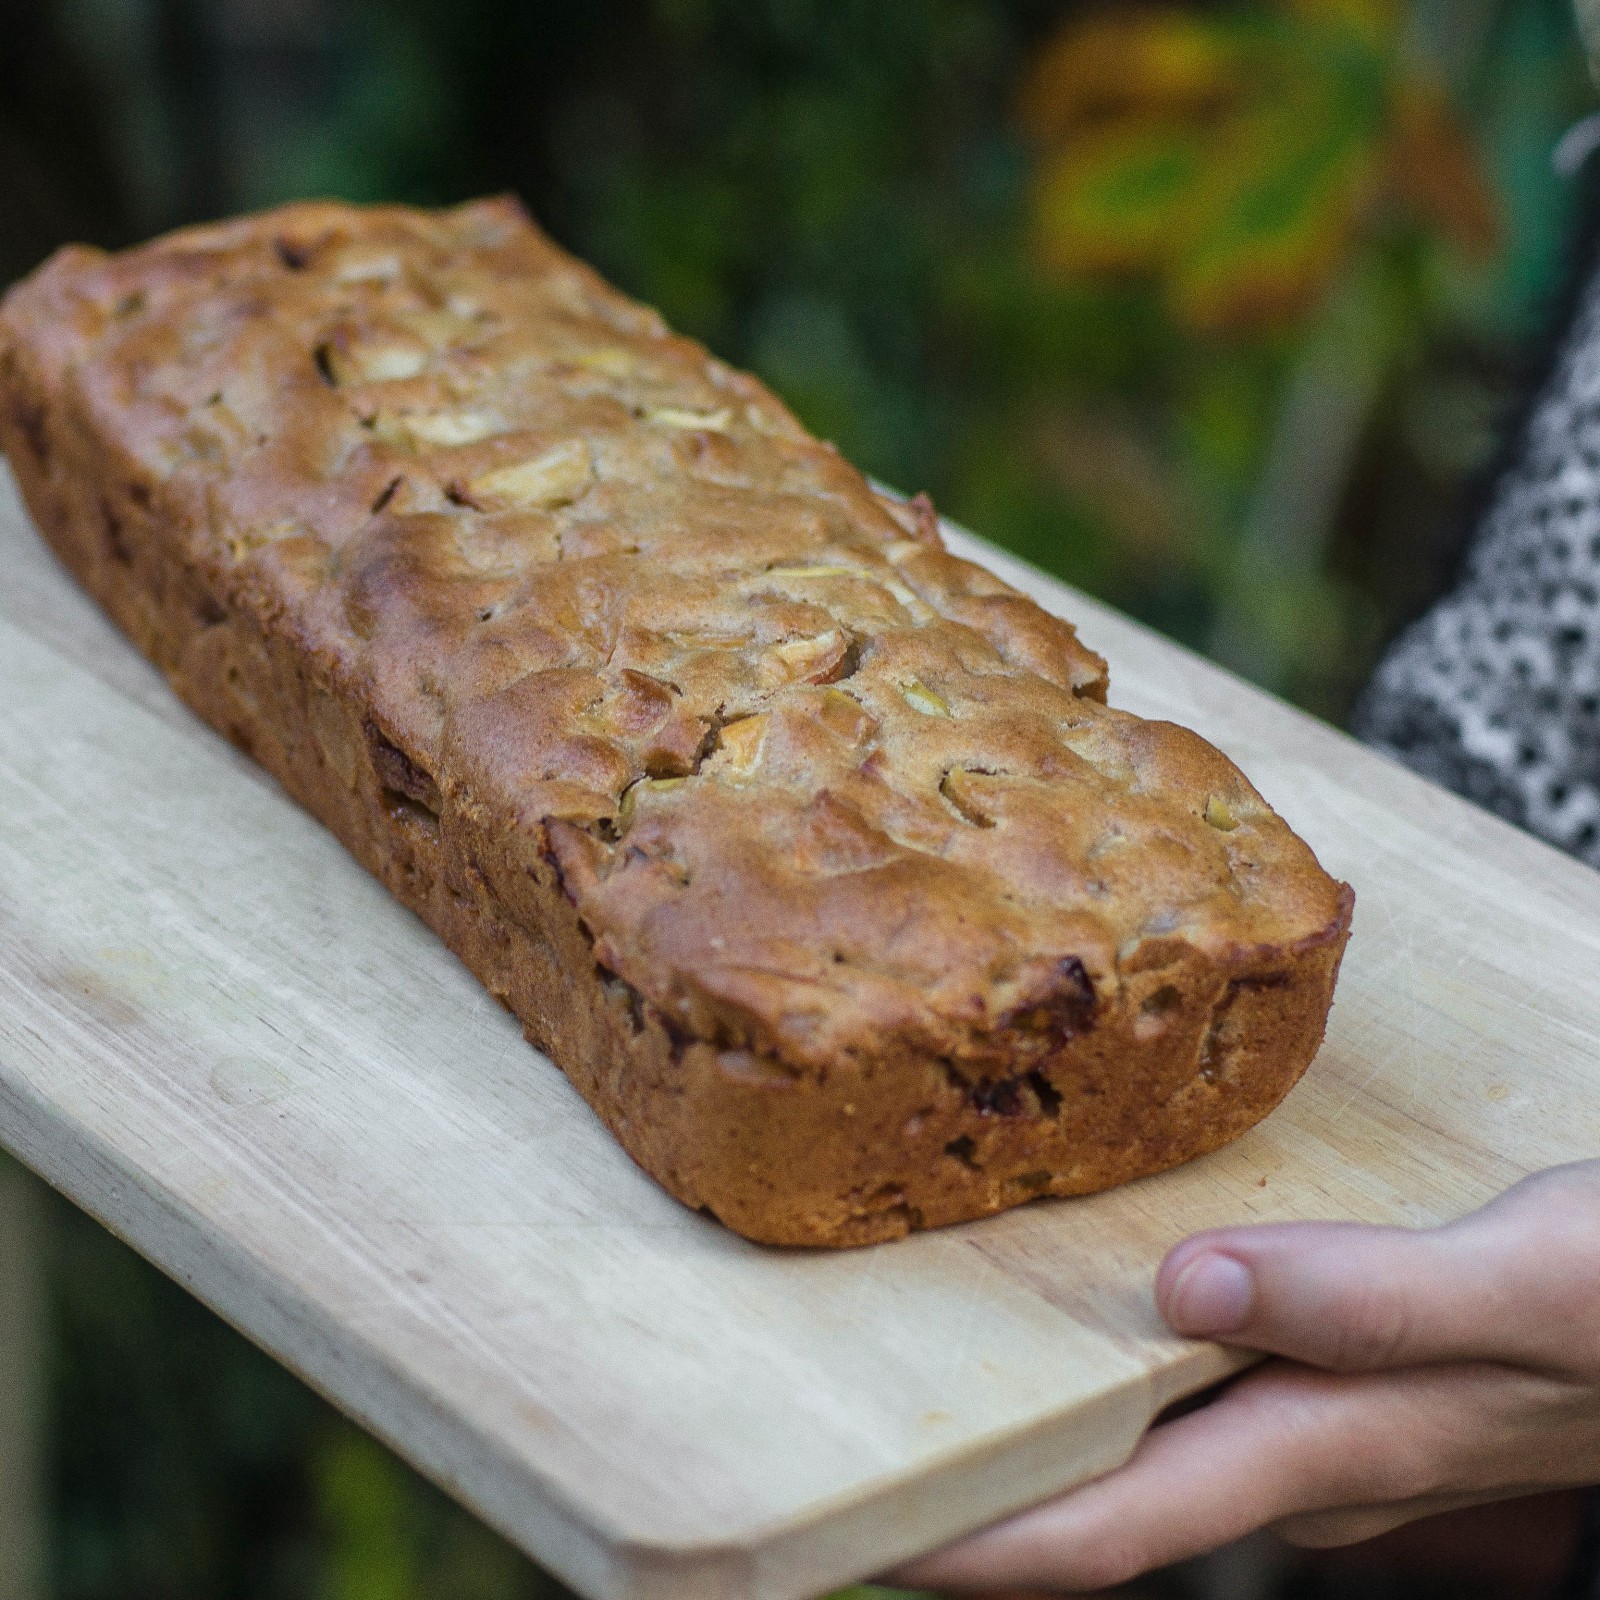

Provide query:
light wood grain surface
left=1, top=465, right=1597, bottom=1600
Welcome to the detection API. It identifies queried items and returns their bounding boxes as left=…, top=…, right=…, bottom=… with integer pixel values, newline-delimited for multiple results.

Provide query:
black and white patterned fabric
left=1350, top=266, right=1600, bottom=868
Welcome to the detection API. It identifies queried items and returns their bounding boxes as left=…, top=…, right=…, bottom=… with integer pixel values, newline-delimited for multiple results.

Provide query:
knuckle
left=1269, top=1369, right=1444, bottom=1505
left=1332, top=1408, right=1450, bottom=1505
left=1328, top=1287, right=1414, bottom=1369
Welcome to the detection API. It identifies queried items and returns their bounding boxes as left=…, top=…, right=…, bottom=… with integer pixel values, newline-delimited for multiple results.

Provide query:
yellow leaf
left=1167, top=102, right=1377, bottom=334
left=1019, top=10, right=1241, bottom=144
left=1280, top=0, right=1399, bottom=48
left=1031, top=121, right=1206, bottom=277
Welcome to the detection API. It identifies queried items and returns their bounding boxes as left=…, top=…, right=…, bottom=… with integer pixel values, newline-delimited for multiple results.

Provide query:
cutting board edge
left=0, top=1049, right=647, bottom=1600
left=727, top=1340, right=1250, bottom=1600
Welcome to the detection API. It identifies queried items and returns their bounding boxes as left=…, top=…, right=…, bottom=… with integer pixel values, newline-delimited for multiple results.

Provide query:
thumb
left=1154, top=1163, right=1600, bottom=1372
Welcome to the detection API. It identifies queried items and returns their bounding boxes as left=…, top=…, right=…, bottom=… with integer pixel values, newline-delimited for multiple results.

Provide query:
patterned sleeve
left=1349, top=267, right=1600, bottom=869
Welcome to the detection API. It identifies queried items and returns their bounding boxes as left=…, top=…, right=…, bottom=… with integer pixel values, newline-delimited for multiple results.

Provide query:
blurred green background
left=1, top=1, right=1596, bottom=1597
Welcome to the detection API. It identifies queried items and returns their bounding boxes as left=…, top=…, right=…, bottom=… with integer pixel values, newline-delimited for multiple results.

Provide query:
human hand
left=891, top=1161, right=1600, bottom=1593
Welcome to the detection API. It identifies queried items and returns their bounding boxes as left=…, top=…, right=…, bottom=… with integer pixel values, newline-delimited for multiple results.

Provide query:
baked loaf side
left=0, top=198, right=1353, bottom=1247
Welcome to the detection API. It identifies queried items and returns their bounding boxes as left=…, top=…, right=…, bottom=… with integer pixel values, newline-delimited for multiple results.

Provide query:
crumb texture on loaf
left=0, top=198, right=1353, bottom=1246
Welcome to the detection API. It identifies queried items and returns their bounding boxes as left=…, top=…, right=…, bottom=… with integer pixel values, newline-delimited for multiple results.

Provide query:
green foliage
left=315, top=1428, right=559, bottom=1600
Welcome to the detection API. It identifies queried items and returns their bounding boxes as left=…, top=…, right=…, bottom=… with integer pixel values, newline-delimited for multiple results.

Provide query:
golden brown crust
left=0, top=198, right=1353, bottom=1246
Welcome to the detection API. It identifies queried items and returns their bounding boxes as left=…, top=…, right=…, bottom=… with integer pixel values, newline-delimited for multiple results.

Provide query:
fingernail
left=1166, top=1252, right=1253, bottom=1336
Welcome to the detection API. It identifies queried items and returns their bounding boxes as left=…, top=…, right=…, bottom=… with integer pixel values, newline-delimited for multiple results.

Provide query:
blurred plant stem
left=1579, top=0, right=1600, bottom=76
left=1208, top=258, right=1404, bottom=690
left=0, top=1154, right=45, bottom=1600
left=1405, top=0, right=1502, bottom=91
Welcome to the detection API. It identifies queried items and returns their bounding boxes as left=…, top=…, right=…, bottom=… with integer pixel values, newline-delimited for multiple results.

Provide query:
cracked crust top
left=0, top=196, right=1351, bottom=1090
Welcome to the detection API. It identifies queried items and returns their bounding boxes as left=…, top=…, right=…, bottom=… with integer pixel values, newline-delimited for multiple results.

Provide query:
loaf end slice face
left=0, top=198, right=1353, bottom=1247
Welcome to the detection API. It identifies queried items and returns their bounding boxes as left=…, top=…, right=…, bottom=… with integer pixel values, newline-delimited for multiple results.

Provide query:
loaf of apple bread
left=0, top=198, right=1352, bottom=1246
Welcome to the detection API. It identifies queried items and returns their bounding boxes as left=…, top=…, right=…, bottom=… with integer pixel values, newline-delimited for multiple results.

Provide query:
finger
left=890, top=1352, right=1599, bottom=1593
left=1155, top=1222, right=1473, bottom=1368
left=888, top=1360, right=1456, bottom=1593
left=893, top=1165, right=1600, bottom=1592
left=1155, top=1162, right=1600, bottom=1370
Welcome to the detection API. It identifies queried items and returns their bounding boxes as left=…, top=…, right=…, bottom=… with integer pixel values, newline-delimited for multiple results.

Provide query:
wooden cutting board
left=2, top=463, right=1598, bottom=1600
